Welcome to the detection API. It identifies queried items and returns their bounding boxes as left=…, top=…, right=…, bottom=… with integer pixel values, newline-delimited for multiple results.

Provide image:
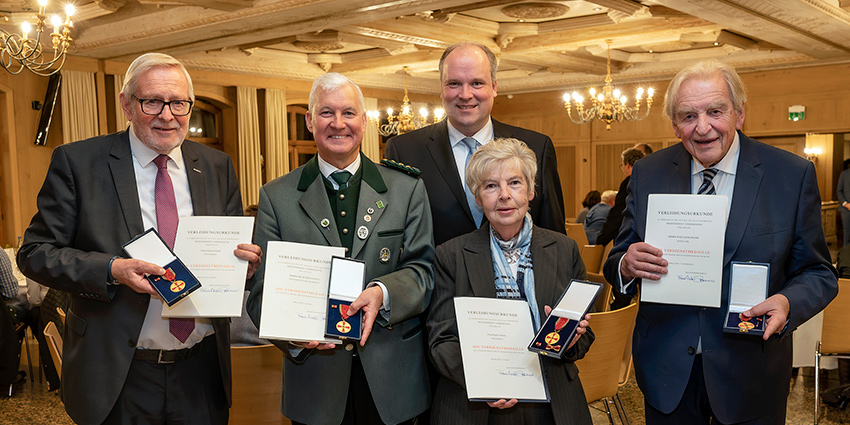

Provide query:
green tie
left=331, top=170, right=353, bottom=189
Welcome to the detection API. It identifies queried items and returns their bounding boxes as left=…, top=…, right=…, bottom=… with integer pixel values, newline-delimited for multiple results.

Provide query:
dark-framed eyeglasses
left=132, top=95, right=193, bottom=116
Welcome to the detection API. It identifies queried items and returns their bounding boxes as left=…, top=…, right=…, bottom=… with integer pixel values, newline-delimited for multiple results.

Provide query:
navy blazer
left=17, top=131, right=241, bottom=424
left=386, top=119, right=566, bottom=246
left=603, top=132, right=838, bottom=423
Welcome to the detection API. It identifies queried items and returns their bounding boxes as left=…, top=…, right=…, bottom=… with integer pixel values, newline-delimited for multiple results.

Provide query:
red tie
left=154, top=154, right=195, bottom=343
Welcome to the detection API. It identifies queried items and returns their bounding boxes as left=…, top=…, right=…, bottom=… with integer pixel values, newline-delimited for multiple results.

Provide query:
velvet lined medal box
left=325, top=256, right=366, bottom=340
left=723, top=262, right=769, bottom=336
left=122, top=228, right=202, bottom=307
left=529, top=280, right=601, bottom=358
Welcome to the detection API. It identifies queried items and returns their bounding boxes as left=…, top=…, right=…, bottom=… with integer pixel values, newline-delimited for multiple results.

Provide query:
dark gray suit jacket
left=386, top=119, right=566, bottom=246
left=17, top=130, right=241, bottom=425
left=603, top=132, right=838, bottom=423
left=427, top=225, right=593, bottom=425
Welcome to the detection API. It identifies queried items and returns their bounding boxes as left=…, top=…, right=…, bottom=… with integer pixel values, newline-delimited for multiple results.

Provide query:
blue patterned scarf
left=489, top=214, right=541, bottom=331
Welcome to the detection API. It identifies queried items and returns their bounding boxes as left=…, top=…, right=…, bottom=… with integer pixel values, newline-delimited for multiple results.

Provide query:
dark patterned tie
left=330, top=170, right=352, bottom=189
left=698, top=168, right=718, bottom=195
left=154, top=154, right=195, bottom=343
left=461, top=137, right=484, bottom=227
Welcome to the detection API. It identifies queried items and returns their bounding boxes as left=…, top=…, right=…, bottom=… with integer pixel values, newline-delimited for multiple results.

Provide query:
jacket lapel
left=425, top=121, right=475, bottom=223
left=107, top=131, right=145, bottom=238
left=350, top=160, right=387, bottom=259
left=723, top=133, right=762, bottom=266
left=181, top=141, right=209, bottom=216
left=463, top=227, right=497, bottom=298
left=529, top=227, right=558, bottom=314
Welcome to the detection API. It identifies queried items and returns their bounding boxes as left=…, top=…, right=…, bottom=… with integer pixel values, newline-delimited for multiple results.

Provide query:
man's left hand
left=234, top=243, right=262, bottom=279
left=347, top=286, right=384, bottom=346
left=743, top=294, right=790, bottom=340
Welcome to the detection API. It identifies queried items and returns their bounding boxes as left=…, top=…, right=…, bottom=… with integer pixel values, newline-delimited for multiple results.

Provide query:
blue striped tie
left=461, top=137, right=484, bottom=227
left=698, top=168, right=718, bottom=195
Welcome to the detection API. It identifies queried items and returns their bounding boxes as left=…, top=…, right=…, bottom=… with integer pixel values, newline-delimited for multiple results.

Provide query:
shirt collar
left=128, top=126, right=184, bottom=170
left=317, top=153, right=361, bottom=180
left=448, top=118, right=494, bottom=148
left=691, top=131, right=740, bottom=177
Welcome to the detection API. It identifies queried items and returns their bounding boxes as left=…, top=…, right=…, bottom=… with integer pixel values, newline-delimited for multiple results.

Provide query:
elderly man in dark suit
left=17, top=53, right=261, bottom=425
left=247, top=72, right=433, bottom=425
left=385, top=42, right=565, bottom=247
left=602, top=60, right=838, bottom=424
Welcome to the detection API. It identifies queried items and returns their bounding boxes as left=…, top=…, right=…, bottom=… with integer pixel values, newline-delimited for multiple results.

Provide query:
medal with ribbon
left=544, top=317, right=570, bottom=351
left=336, top=304, right=352, bottom=334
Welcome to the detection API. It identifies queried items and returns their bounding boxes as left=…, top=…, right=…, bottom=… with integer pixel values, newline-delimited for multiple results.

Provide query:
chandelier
left=367, top=68, right=444, bottom=137
left=563, top=40, right=653, bottom=130
left=0, top=0, right=76, bottom=76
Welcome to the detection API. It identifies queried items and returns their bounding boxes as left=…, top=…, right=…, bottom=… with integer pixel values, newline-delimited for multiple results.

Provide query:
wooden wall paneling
left=554, top=145, right=578, bottom=221
left=0, top=84, right=20, bottom=246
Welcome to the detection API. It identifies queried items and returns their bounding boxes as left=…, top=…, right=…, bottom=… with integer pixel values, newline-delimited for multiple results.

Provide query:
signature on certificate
left=676, top=274, right=716, bottom=283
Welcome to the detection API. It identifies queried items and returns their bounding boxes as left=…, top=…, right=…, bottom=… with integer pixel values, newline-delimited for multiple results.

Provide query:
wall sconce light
left=804, top=146, right=821, bottom=161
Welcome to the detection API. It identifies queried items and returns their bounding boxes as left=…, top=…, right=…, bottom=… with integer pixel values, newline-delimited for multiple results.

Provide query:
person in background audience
left=596, top=147, right=645, bottom=249
left=17, top=52, right=262, bottom=425
left=603, top=59, right=837, bottom=424
left=633, top=143, right=654, bottom=155
left=576, top=190, right=601, bottom=224
left=584, top=190, right=615, bottom=245
left=247, top=72, right=434, bottom=425
left=428, top=137, right=593, bottom=425
left=836, top=159, right=850, bottom=246
left=386, top=42, right=566, bottom=247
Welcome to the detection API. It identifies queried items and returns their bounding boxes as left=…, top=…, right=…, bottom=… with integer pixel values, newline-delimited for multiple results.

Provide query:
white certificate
left=643, top=194, right=727, bottom=307
left=162, top=216, right=255, bottom=317
left=454, top=297, right=549, bottom=402
left=258, top=241, right=344, bottom=344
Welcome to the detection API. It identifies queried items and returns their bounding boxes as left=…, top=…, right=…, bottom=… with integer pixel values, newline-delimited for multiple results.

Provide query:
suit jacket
left=836, top=168, right=850, bottom=206
left=246, top=154, right=434, bottom=425
left=595, top=175, right=630, bottom=247
left=386, top=119, right=566, bottom=246
left=16, top=130, right=241, bottom=425
left=602, top=132, right=838, bottom=423
left=427, top=225, right=593, bottom=425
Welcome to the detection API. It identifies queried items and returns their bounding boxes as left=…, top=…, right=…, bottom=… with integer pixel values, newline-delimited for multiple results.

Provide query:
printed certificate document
left=258, top=241, right=345, bottom=344
left=454, top=297, right=549, bottom=402
left=643, top=194, right=727, bottom=307
left=163, top=216, right=254, bottom=317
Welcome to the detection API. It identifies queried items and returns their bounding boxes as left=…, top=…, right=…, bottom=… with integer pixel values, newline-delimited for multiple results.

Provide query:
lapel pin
left=367, top=207, right=375, bottom=214
left=364, top=214, right=372, bottom=223
left=193, top=168, right=202, bottom=173
left=376, top=200, right=385, bottom=209
left=379, top=247, right=391, bottom=263
left=357, top=226, right=369, bottom=240
left=321, top=218, right=330, bottom=228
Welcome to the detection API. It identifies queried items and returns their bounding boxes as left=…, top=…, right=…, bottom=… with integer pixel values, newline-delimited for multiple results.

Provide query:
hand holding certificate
left=454, top=297, right=549, bottom=402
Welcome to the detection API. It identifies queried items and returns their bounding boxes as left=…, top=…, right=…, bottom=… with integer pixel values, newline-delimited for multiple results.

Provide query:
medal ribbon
left=339, top=304, right=350, bottom=321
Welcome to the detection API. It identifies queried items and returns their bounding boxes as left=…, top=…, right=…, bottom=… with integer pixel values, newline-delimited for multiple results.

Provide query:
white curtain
left=363, top=97, right=380, bottom=162
left=114, top=74, right=128, bottom=132
left=264, top=89, right=289, bottom=180
left=237, top=86, right=262, bottom=207
left=60, top=70, right=99, bottom=144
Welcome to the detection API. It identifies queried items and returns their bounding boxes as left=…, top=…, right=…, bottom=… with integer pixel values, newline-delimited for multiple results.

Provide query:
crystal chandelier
left=0, top=0, right=76, bottom=76
left=563, top=40, right=653, bottom=130
left=367, top=68, right=444, bottom=137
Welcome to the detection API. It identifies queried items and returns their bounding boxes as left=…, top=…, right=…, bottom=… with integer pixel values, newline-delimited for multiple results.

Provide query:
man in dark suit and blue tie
left=17, top=53, right=261, bottom=425
left=385, top=42, right=566, bottom=246
left=603, top=60, right=838, bottom=424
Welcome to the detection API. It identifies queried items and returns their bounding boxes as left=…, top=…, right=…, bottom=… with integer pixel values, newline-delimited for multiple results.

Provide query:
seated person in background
left=575, top=190, right=601, bottom=224
left=584, top=190, right=616, bottom=245
left=595, top=147, right=644, bottom=248
left=427, top=137, right=593, bottom=424
left=633, top=143, right=654, bottom=155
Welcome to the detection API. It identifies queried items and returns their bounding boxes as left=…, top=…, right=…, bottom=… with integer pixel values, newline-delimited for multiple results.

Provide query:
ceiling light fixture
left=0, top=0, right=75, bottom=76
left=563, top=39, right=653, bottom=130
left=367, top=67, right=444, bottom=137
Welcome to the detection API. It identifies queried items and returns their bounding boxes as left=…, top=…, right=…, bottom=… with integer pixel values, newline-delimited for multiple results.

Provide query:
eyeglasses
left=132, top=95, right=193, bottom=116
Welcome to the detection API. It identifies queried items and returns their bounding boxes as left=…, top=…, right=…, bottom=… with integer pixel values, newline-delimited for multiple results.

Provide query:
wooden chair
left=56, top=307, right=66, bottom=325
left=575, top=303, right=639, bottom=425
left=580, top=244, right=604, bottom=276
left=586, top=272, right=612, bottom=313
left=565, top=223, right=589, bottom=248
left=600, top=242, right=613, bottom=274
left=43, top=321, right=63, bottom=380
left=814, top=278, right=850, bottom=424
left=229, top=344, right=290, bottom=425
